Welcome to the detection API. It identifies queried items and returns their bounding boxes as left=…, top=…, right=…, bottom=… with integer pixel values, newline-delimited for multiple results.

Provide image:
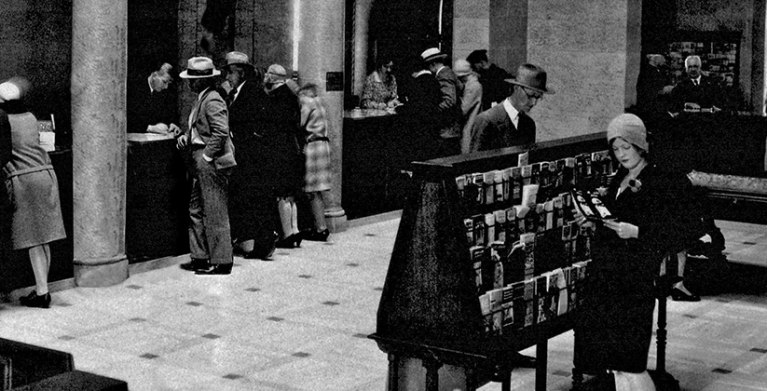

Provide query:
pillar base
left=325, top=207, right=348, bottom=233
left=73, top=254, right=129, bottom=287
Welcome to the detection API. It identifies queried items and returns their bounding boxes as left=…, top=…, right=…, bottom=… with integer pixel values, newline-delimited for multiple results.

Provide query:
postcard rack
left=369, top=133, right=612, bottom=391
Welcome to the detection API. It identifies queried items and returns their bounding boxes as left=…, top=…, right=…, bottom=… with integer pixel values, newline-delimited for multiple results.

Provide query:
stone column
left=71, top=0, right=129, bottom=287
left=296, top=0, right=348, bottom=232
left=352, top=0, right=374, bottom=98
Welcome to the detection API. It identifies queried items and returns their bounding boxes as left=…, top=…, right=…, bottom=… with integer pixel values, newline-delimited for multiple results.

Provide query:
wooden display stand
left=370, top=134, right=608, bottom=391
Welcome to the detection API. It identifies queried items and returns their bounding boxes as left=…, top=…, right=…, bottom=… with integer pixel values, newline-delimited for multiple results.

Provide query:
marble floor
left=2, top=214, right=767, bottom=390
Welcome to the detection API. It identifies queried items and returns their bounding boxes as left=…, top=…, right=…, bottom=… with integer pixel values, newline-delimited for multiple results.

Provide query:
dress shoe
left=244, top=232, right=278, bottom=260
left=195, top=263, right=233, bottom=275
left=180, top=258, right=209, bottom=272
left=303, top=228, right=330, bottom=242
left=19, top=291, right=51, bottom=309
left=511, top=353, right=536, bottom=368
left=276, top=233, right=302, bottom=249
left=671, top=287, right=700, bottom=302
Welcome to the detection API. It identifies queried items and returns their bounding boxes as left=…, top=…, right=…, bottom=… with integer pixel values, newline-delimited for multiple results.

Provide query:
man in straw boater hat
left=468, top=63, right=555, bottom=153
left=176, top=56, right=237, bottom=275
left=221, top=51, right=279, bottom=260
left=420, top=47, right=463, bottom=157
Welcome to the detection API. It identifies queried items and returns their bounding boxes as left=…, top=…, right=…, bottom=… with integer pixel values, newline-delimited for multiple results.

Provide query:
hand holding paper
left=603, top=220, right=638, bottom=239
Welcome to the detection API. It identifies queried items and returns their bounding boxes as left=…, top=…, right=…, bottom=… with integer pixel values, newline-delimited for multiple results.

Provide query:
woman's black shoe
left=671, top=287, right=700, bottom=302
left=303, top=228, right=330, bottom=242
left=195, top=263, right=233, bottom=275
left=19, top=291, right=51, bottom=309
left=276, top=233, right=302, bottom=249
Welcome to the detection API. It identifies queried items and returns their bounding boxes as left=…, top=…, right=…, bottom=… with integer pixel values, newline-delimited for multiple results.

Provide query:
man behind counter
left=669, top=55, right=722, bottom=112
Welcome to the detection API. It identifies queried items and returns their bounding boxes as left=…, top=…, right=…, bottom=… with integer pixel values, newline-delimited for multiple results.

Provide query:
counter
left=126, top=133, right=189, bottom=262
left=342, top=110, right=414, bottom=219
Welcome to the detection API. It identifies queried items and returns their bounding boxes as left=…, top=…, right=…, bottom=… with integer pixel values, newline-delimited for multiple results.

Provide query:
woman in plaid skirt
left=298, top=84, right=331, bottom=241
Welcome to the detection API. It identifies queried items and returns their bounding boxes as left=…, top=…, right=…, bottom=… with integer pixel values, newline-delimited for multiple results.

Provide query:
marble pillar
left=296, top=0, right=348, bottom=232
left=71, top=0, right=129, bottom=287
left=352, top=0, right=374, bottom=98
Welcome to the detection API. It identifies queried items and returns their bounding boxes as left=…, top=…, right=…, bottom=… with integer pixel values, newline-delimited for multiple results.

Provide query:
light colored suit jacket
left=459, top=74, right=482, bottom=153
left=189, top=88, right=236, bottom=170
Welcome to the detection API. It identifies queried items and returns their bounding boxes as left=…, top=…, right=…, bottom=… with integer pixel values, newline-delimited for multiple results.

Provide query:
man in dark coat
left=635, top=54, right=673, bottom=113
left=421, top=47, right=462, bottom=158
left=222, top=51, right=277, bottom=259
left=467, top=49, right=513, bottom=111
left=397, top=64, right=442, bottom=162
left=469, top=63, right=554, bottom=153
left=669, top=55, right=722, bottom=112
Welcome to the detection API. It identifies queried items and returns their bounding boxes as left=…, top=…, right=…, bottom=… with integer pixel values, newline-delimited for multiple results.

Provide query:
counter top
left=127, top=132, right=175, bottom=143
left=343, top=108, right=396, bottom=120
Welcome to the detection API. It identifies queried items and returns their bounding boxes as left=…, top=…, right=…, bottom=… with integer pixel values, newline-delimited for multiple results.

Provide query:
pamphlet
left=570, top=189, right=614, bottom=221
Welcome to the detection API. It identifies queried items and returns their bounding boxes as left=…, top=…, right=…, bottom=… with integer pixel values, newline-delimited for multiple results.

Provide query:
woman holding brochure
left=572, top=113, right=701, bottom=390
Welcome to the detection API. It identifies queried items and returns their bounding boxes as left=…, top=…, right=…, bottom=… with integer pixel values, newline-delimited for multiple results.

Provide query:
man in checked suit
left=176, top=56, right=237, bottom=275
left=468, top=63, right=555, bottom=153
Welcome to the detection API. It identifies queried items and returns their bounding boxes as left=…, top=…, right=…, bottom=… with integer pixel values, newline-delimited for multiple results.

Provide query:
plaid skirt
left=303, top=140, right=331, bottom=192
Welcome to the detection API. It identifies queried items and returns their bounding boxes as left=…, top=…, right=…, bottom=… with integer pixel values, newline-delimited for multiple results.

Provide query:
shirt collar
left=197, top=87, right=211, bottom=101
left=503, top=98, right=521, bottom=123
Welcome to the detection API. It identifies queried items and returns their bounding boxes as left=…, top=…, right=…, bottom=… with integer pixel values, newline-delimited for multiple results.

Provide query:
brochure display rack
left=370, top=133, right=612, bottom=391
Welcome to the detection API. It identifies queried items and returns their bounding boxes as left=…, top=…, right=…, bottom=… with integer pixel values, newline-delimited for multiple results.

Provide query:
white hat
left=421, top=47, right=447, bottom=63
left=179, top=57, right=221, bottom=79
left=0, top=81, right=21, bottom=102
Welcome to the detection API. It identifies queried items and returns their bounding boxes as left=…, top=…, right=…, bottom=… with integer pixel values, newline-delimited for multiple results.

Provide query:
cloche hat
left=607, top=113, right=648, bottom=152
left=453, top=59, right=472, bottom=77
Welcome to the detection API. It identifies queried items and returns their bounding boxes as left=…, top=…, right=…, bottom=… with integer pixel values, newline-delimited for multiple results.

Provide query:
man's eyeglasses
left=522, top=87, right=543, bottom=101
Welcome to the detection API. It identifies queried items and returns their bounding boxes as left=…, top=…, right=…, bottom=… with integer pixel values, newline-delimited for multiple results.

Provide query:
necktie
left=226, top=90, right=235, bottom=106
left=693, top=79, right=699, bottom=87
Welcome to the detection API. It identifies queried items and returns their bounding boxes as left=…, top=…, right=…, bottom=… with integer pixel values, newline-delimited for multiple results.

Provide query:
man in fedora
left=468, top=63, right=554, bottom=153
left=176, top=56, right=237, bottom=275
left=222, top=51, right=278, bottom=260
left=421, top=47, right=462, bottom=157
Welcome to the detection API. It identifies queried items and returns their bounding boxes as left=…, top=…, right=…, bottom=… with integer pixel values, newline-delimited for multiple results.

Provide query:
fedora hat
left=179, top=57, right=221, bottom=79
left=421, top=47, right=447, bottom=63
left=505, top=63, right=555, bottom=94
left=224, top=51, right=253, bottom=69
left=453, top=59, right=472, bottom=77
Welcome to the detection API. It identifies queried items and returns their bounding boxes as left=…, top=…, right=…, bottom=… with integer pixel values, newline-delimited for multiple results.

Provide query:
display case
left=370, top=133, right=615, bottom=391
left=666, top=31, right=740, bottom=87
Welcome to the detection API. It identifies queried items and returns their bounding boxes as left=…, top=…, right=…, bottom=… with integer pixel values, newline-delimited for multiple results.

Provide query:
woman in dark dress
left=262, top=64, right=304, bottom=248
left=573, top=113, right=700, bottom=390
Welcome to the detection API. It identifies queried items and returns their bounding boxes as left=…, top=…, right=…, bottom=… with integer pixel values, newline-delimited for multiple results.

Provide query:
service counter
left=641, top=112, right=767, bottom=224
left=0, top=148, right=72, bottom=293
left=643, top=112, right=767, bottom=177
left=342, top=109, right=407, bottom=219
left=125, top=133, right=189, bottom=262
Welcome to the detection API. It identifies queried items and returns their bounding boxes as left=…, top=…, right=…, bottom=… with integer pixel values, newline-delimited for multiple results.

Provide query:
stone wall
left=452, top=0, right=490, bottom=62
left=0, top=1, right=72, bottom=143
left=527, top=0, right=641, bottom=141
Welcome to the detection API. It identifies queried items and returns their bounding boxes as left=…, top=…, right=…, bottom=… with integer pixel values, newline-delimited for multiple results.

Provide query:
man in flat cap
left=468, top=63, right=555, bottom=153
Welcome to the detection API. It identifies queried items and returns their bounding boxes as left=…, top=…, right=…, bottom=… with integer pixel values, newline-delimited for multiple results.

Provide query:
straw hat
left=453, top=59, right=472, bottom=77
left=179, top=57, right=221, bottom=79
left=420, top=47, right=447, bottom=63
